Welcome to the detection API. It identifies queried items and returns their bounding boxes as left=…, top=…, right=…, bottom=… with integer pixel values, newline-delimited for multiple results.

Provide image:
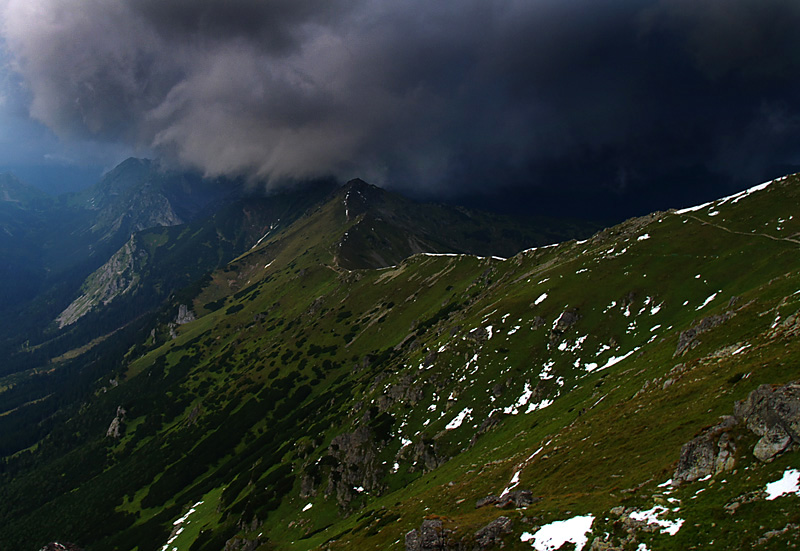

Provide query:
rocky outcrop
left=405, top=516, right=513, bottom=551
left=56, top=236, right=146, bottom=328
left=405, top=519, right=451, bottom=551
left=469, top=414, right=502, bottom=448
left=550, top=309, right=580, bottom=343
left=106, top=406, right=127, bottom=439
left=674, top=312, right=734, bottom=357
left=733, top=381, right=800, bottom=461
left=674, top=380, right=800, bottom=483
left=769, top=310, right=800, bottom=339
left=673, top=416, right=737, bottom=483
left=175, top=304, right=196, bottom=325
left=377, top=373, right=425, bottom=410
left=325, top=425, right=384, bottom=510
left=475, top=490, right=537, bottom=509
left=409, top=437, right=446, bottom=472
left=169, top=304, right=197, bottom=339
left=223, top=534, right=265, bottom=551
left=473, top=516, right=513, bottom=548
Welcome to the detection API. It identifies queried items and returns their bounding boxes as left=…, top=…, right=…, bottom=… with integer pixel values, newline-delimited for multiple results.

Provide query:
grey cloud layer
left=2, top=0, right=800, bottom=200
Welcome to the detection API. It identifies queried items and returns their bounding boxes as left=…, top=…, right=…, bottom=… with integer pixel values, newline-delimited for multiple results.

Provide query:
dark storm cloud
left=2, top=0, right=800, bottom=213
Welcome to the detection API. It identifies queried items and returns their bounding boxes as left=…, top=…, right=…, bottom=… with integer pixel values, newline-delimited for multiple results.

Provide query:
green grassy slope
left=0, top=175, right=798, bottom=550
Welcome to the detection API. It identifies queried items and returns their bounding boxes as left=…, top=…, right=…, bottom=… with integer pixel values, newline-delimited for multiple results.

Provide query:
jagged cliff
left=55, top=235, right=146, bottom=327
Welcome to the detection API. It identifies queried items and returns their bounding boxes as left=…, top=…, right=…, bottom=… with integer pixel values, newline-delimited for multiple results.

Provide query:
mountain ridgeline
left=0, top=163, right=799, bottom=550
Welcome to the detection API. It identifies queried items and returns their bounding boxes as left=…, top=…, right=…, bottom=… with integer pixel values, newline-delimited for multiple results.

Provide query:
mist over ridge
left=1, top=0, right=799, bottom=217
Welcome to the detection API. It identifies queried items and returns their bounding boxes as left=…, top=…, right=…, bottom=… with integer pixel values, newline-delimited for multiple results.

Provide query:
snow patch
left=637, top=233, right=651, bottom=241
left=676, top=177, right=775, bottom=214
left=302, top=503, right=313, bottom=512
left=731, top=344, right=751, bottom=355
left=629, top=506, right=684, bottom=536
left=161, top=501, right=204, bottom=551
left=675, top=200, right=714, bottom=214
left=504, top=382, right=533, bottom=415
left=765, top=468, right=800, bottom=500
left=539, top=360, right=555, bottom=380
left=588, top=348, right=639, bottom=373
left=525, top=398, right=553, bottom=413
left=534, top=293, right=548, bottom=305
left=446, top=407, right=473, bottom=430
left=527, top=445, right=545, bottom=461
left=520, top=515, right=594, bottom=551
left=696, top=292, right=719, bottom=310
left=500, top=470, right=521, bottom=497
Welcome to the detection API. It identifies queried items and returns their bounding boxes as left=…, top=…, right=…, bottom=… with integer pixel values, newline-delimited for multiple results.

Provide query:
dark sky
left=1, top=0, right=799, bottom=218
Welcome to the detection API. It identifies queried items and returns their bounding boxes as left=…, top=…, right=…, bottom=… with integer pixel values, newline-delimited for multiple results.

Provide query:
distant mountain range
left=0, top=160, right=798, bottom=550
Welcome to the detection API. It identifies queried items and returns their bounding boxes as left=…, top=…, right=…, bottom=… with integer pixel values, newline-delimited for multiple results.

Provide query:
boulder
left=674, top=381, right=800, bottom=483
left=105, top=406, right=127, bottom=439
left=405, top=519, right=448, bottom=551
left=406, top=516, right=513, bottom=551
left=673, top=416, right=737, bottom=483
left=674, top=312, right=734, bottom=357
left=473, top=516, right=512, bottom=548
left=734, top=382, right=800, bottom=461
left=175, top=304, right=196, bottom=325
left=476, top=490, right=537, bottom=509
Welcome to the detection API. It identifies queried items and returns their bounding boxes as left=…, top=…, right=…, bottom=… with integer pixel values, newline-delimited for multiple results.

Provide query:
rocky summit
left=0, top=164, right=799, bottom=550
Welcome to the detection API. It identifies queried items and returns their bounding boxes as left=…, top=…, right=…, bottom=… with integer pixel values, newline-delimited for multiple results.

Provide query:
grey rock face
left=734, top=382, right=800, bottom=461
left=56, top=237, right=147, bottom=328
left=475, top=490, right=537, bottom=509
left=405, top=528, right=423, bottom=551
left=473, top=516, right=512, bottom=548
left=106, top=406, right=127, bottom=439
left=405, top=519, right=448, bottom=551
left=405, top=516, right=513, bottom=550
left=223, top=534, right=264, bottom=551
left=550, top=309, right=580, bottom=344
left=325, top=425, right=384, bottom=510
left=673, top=416, right=737, bottom=483
left=175, top=304, right=196, bottom=325
left=674, top=312, right=734, bottom=357
left=674, top=380, right=800, bottom=482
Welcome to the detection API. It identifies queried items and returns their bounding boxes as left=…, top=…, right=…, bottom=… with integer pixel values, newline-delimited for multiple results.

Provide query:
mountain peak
left=339, top=178, right=388, bottom=222
left=343, top=177, right=374, bottom=189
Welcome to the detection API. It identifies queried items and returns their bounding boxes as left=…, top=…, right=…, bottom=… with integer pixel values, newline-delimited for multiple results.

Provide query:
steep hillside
left=0, top=174, right=799, bottom=551
left=52, top=158, right=235, bottom=271
left=333, top=179, right=589, bottom=269
left=0, top=159, right=238, bottom=361
left=53, top=182, right=337, bottom=329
